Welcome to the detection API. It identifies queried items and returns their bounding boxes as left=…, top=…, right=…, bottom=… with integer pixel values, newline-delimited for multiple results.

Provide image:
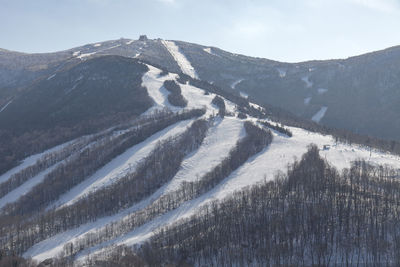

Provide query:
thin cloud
left=349, top=0, right=400, bottom=13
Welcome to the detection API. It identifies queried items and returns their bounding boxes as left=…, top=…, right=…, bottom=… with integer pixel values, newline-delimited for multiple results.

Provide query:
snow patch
left=203, top=47, right=212, bottom=54
left=126, top=40, right=134, bottom=45
left=77, top=52, right=96, bottom=60
left=304, top=97, right=312, bottom=105
left=311, top=106, right=328, bottom=123
left=231, top=79, right=243, bottom=89
left=47, top=74, right=56, bottom=80
left=277, top=68, right=286, bottom=78
left=301, top=76, right=313, bottom=88
left=72, top=51, right=80, bottom=57
left=93, top=43, right=102, bottom=47
left=0, top=100, right=12, bottom=113
left=317, top=88, right=328, bottom=95
left=161, top=40, right=199, bottom=79
left=240, top=91, right=248, bottom=99
left=203, top=47, right=220, bottom=57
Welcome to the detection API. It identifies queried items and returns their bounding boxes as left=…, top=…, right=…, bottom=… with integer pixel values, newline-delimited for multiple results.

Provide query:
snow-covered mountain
left=2, top=36, right=400, bottom=141
left=1, top=37, right=400, bottom=266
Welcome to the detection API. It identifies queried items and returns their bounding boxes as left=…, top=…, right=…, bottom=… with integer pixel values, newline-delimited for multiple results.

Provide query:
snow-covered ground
left=15, top=61, right=400, bottom=264
left=318, top=88, right=328, bottom=94
left=164, top=117, right=245, bottom=192
left=0, top=164, right=61, bottom=209
left=240, top=91, right=249, bottom=99
left=141, top=65, right=181, bottom=114
left=76, top=44, right=121, bottom=60
left=77, top=52, right=97, bottom=60
left=231, top=79, right=243, bottom=89
left=74, top=119, right=400, bottom=262
left=0, top=139, right=79, bottom=185
left=26, top=116, right=244, bottom=262
left=301, top=76, right=313, bottom=88
left=161, top=40, right=199, bottom=79
left=52, top=119, right=194, bottom=209
left=277, top=68, right=286, bottom=78
left=312, top=106, right=328, bottom=123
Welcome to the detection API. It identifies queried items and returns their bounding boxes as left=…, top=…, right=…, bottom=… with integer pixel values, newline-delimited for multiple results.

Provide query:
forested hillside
left=1, top=41, right=400, bottom=266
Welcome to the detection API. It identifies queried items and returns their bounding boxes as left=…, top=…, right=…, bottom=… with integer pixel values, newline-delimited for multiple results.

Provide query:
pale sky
left=1, top=0, right=400, bottom=62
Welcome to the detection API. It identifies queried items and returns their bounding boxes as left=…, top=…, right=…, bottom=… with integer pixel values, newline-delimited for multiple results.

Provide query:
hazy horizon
left=2, top=0, right=400, bottom=62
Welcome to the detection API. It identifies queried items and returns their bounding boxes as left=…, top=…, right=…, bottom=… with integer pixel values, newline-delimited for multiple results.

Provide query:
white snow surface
left=141, top=65, right=181, bottom=115
left=77, top=52, right=96, bottom=60
left=126, top=40, right=134, bottom=45
left=52, top=119, right=194, bottom=209
left=277, top=68, right=286, bottom=78
left=0, top=100, right=12, bottom=113
left=0, top=139, right=77, bottom=185
left=47, top=74, right=56, bottom=80
left=26, top=116, right=245, bottom=262
left=93, top=43, right=102, bottom=47
left=76, top=123, right=400, bottom=262
left=240, top=91, right=249, bottom=99
left=304, top=97, right=312, bottom=105
left=203, top=47, right=213, bottom=54
left=318, top=88, right=329, bottom=94
left=18, top=63, right=400, bottom=263
left=203, top=47, right=220, bottom=57
left=0, top=164, right=61, bottom=209
left=161, top=40, right=199, bottom=79
left=301, top=76, right=313, bottom=88
left=312, top=106, right=328, bottom=123
left=164, top=117, right=245, bottom=193
left=231, top=79, right=243, bottom=89
left=142, top=65, right=230, bottom=117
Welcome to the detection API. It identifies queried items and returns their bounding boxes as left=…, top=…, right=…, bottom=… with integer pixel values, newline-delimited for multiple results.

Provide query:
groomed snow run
left=164, top=116, right=245, bottom=192
left=141, top=65, right=181, bottom=114
left=76, top=121, right=400, bottom=262
left=0, top=164, right=61, bottom=209
left=161, top=40, right=199, bottom=79
left=25, top=116, right=244, bottom=262
left=312, top=106, right=328, bottom=123
left=52, top=119, right=194, bottom=209
left=0, top=139, right=77, bottom=185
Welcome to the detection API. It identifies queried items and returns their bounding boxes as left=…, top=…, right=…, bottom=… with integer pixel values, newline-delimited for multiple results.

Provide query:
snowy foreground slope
left=2, top=55, right=400, bottom=264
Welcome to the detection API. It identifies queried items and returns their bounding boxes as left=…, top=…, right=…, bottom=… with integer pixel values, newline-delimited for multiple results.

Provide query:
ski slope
left=52, top=119, right=194, bottom=209
left=25, top=116, right=245, bottom=262
left=161, top=40, right=199, bottom=79
left=9, top=61, right=400, bottom=264
left=312, top=106, right=328, bottom=123
left=73, top=120, right=400, bottom=262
